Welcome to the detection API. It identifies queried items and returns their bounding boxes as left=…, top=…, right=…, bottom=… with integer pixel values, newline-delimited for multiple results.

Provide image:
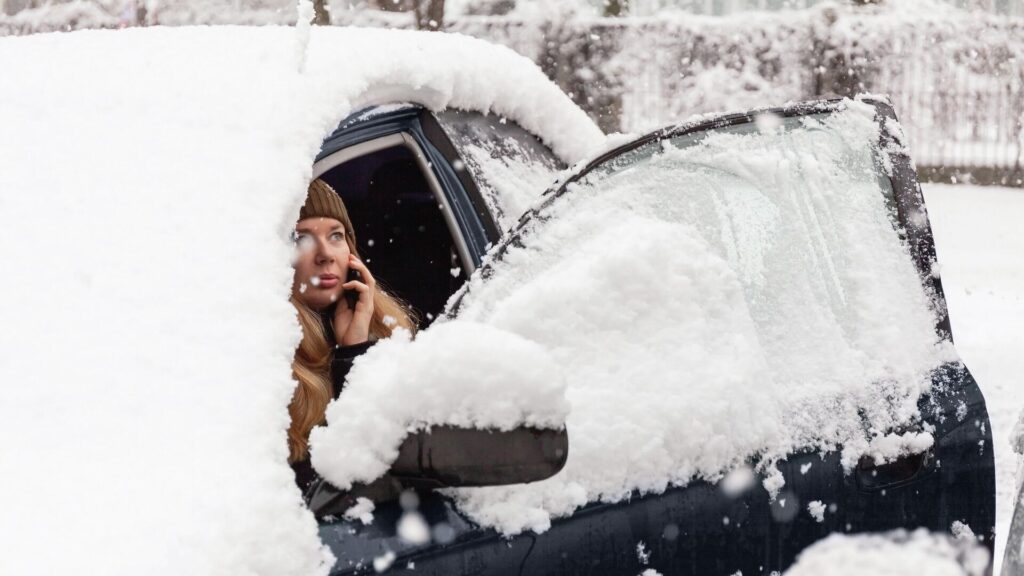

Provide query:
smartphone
left=344, top=267, right=361, bottom=309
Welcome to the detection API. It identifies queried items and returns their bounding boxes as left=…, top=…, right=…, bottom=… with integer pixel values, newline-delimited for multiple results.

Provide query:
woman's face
left=292, top=217, right=351, bottom=311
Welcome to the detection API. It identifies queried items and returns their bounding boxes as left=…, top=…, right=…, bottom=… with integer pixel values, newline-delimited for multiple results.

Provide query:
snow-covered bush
left=450, top=1, right=1024, bottom=172
left=3, top=1, right=1021, bottom=177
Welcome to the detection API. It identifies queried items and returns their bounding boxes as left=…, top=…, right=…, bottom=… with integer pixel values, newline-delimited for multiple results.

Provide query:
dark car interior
left=317, top=145, right=465, bottom=328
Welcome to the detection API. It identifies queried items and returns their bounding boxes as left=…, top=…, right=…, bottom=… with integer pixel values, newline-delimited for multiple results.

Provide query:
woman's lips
left=315, top=274, right=339, bottom=288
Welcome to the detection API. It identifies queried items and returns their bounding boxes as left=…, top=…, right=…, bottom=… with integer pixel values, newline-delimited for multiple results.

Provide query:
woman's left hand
left=333, top=254, right=375, bottom=346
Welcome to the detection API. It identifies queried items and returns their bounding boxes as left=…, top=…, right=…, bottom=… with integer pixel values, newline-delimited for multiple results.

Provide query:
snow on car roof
left=0, top=25, right=600, bottom=576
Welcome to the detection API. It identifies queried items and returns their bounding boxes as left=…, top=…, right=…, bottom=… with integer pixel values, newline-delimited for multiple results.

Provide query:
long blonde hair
left=287, top=197, right=417, bottom=463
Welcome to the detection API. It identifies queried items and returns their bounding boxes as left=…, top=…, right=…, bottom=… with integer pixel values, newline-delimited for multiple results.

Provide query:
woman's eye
left=330, top=232, right=345, bottom=241
left=293, top=233, right=314, bottom=251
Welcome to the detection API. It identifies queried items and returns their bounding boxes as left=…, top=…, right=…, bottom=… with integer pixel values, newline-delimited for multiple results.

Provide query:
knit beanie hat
left=300, top=180, right=350, bottom=223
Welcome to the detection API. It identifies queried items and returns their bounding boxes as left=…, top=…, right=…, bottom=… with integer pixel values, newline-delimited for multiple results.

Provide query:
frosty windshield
left=589, top=111, right=897, bottom=222
left=574, top=109, right=915, bottom=344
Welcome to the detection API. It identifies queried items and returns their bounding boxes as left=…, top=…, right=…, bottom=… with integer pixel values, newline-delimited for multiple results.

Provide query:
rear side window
left=435, top=110, right=564, bottom=232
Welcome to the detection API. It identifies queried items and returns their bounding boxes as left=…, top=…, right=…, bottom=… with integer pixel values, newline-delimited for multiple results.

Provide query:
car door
left=314, top=99, right=994, bottom=576
left=442, top=98, right=995, bottom=575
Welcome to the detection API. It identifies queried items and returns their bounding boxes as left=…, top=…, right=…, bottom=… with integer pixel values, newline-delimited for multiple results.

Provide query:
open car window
left=435, top=110, right=565, bottom=233
left=440, top=99, right=952, bottom=533
left=314, top=135, right=469, bottom=327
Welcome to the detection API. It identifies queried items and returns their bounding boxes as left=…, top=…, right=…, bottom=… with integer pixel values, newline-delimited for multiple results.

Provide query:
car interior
left=317, top=144, right=466, bottom=328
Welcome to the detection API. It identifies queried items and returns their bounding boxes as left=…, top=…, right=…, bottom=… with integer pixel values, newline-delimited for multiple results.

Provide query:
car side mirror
left=388, top=425, right=568, bottom=490
left=305, top=425, right=568, bottom=520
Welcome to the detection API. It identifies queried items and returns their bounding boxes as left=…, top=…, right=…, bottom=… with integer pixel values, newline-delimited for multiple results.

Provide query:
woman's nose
left=314, top=241, right=333, bottom=264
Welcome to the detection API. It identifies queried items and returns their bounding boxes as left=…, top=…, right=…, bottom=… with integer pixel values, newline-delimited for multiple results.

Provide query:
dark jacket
left=290, top=309, right=373, bottom=493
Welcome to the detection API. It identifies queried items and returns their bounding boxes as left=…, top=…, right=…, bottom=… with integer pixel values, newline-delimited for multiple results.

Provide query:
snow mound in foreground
left=0, top=25, right=601, bottom=576
left=784, top=529, right=990, bottom=576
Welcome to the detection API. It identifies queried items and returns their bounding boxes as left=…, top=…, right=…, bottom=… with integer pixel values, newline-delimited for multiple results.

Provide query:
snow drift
left=0, top=25, right=600, bottom=576
left=783, top=529, right=990, bottom=576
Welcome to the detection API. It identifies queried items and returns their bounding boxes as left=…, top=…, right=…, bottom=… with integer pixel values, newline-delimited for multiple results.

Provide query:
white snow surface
left=922, top=183, right=1024, bottom=573
left=783, top=529, right=990, bottom=576
left=440, top=103, right=952, bottom=534
left=0, top=25, right=599, bottom=576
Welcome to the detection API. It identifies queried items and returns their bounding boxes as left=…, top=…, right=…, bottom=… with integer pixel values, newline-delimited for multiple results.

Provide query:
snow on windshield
left=436, top=100, right=953, bottom=534
left=0, top=25, right=600, bottom=576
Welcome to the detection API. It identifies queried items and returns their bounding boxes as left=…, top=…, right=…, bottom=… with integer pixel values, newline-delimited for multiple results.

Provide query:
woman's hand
left=333, top=254, right=375, bottom=346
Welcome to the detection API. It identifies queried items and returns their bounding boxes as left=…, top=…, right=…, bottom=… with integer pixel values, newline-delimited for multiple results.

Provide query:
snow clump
left=807, top=501, right=826, bottom=523
left=343, top=497, right=376, bottom=525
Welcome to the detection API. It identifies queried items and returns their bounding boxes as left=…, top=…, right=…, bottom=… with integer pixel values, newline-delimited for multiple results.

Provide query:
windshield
left=566, top=109, right=922, bottom=385
left=589, top=112, right=898, bottom=217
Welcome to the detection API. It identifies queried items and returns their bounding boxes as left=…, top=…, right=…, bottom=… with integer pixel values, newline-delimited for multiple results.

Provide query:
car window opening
left=317, top=143, right=466, bottom=328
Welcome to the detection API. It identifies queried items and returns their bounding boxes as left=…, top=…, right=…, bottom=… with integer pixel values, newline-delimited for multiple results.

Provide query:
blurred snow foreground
left=0, top=26, right=597, bottom=576
left=783, top=529, right=990, bottom=576
left=0, top=27, right=950, bottom=576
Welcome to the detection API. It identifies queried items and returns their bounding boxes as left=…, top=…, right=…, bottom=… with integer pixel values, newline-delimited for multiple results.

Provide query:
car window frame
left=431, top=109, right=567, bottom=233
left=312, top=132, right=477, bottom=278
left=315, top=105, right=504, bottom=275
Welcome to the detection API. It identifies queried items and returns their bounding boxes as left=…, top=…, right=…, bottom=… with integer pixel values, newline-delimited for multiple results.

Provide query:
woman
left=288, top=179, right=416, bottom=492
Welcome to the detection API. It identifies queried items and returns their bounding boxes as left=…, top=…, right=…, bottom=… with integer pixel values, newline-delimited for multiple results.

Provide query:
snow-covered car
left=0, top=26, right=994, bottom=576
left=305, top=98, right=997, bottom=576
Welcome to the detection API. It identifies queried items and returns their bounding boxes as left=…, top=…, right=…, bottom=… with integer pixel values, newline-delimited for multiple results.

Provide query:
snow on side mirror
left=308, top=321, right=570, bottom=494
